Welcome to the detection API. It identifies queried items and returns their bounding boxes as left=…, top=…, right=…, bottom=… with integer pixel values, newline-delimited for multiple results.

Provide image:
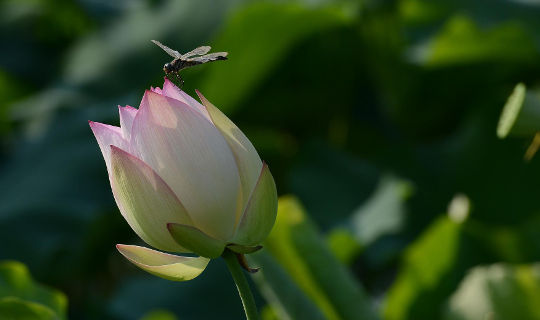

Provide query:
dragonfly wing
left=182, top=46, right=211, bottom=58
left=188, top=52, right=228, bottom=63
left=151, top=40, right=182, bottom=58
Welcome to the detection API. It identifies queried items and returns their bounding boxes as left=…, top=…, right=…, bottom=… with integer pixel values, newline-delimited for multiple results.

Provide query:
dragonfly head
left=163, top=62, right=174, bottom=74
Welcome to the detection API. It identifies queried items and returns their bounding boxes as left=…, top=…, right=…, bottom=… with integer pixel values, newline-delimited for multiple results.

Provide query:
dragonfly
left=151, top=40, right=228, bottom=86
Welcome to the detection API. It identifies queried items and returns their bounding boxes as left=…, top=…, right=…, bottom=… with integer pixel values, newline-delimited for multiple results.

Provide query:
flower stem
left=222, top=249, right=259, bottom=319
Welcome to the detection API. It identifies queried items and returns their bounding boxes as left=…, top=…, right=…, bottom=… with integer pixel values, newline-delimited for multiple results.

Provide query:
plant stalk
left=222, top=249, right=259, bottom=319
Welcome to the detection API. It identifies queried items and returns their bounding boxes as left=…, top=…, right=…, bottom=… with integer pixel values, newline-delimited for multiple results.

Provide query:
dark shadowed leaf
left=260, top=196, right=377, bottom=320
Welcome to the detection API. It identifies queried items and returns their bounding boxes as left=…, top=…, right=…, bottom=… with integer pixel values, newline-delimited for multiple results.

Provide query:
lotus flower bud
left=89, top=79, right=277, bottom=281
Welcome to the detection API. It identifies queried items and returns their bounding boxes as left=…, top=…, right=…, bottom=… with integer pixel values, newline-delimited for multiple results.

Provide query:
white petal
left=131, top=90, right=241, bottom=240
left=119, top=105, right=138, bottom=141
left=110, top=146, right=193, bottom=252
left=89, top=121, right=129, bottom=173
left=161, top=78, right=211, bottom=120
left=196, top=90, right=262, bottom=222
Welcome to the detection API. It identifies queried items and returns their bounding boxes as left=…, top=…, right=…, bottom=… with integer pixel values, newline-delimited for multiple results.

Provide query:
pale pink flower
left=89, top=79, right=277, bottom=281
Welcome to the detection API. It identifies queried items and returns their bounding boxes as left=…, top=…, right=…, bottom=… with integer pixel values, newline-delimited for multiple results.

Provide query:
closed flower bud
left=89, top=79, right=277, bottom=281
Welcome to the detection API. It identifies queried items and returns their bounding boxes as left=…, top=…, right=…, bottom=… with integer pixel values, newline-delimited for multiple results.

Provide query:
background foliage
left=2, top=0, right=540, bottom=319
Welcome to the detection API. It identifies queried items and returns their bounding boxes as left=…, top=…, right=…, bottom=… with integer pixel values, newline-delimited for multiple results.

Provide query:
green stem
left=222, top=249, right=259, bottom=320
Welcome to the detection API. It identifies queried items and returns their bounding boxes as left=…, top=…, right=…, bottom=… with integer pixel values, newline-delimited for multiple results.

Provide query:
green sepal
left=167, top=223, right=226, bottom=258
left=226, top=244, right=263, bottom=254
left=116, top=244, right=209, bottom=281
left=232, top=163, right=278, bottom=246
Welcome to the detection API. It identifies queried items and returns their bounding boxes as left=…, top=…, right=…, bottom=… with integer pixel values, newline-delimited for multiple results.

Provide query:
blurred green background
left=2, top=0, right=540, bottom=319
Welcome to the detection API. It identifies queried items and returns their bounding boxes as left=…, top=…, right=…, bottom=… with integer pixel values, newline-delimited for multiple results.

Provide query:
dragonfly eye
left=163, top=63, right=172, bottom=73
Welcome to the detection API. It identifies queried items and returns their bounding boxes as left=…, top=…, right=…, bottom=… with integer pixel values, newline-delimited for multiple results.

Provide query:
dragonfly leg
left=177, top=74, right=185, bottom=88
left=164, top=73, right=184, bottom=88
